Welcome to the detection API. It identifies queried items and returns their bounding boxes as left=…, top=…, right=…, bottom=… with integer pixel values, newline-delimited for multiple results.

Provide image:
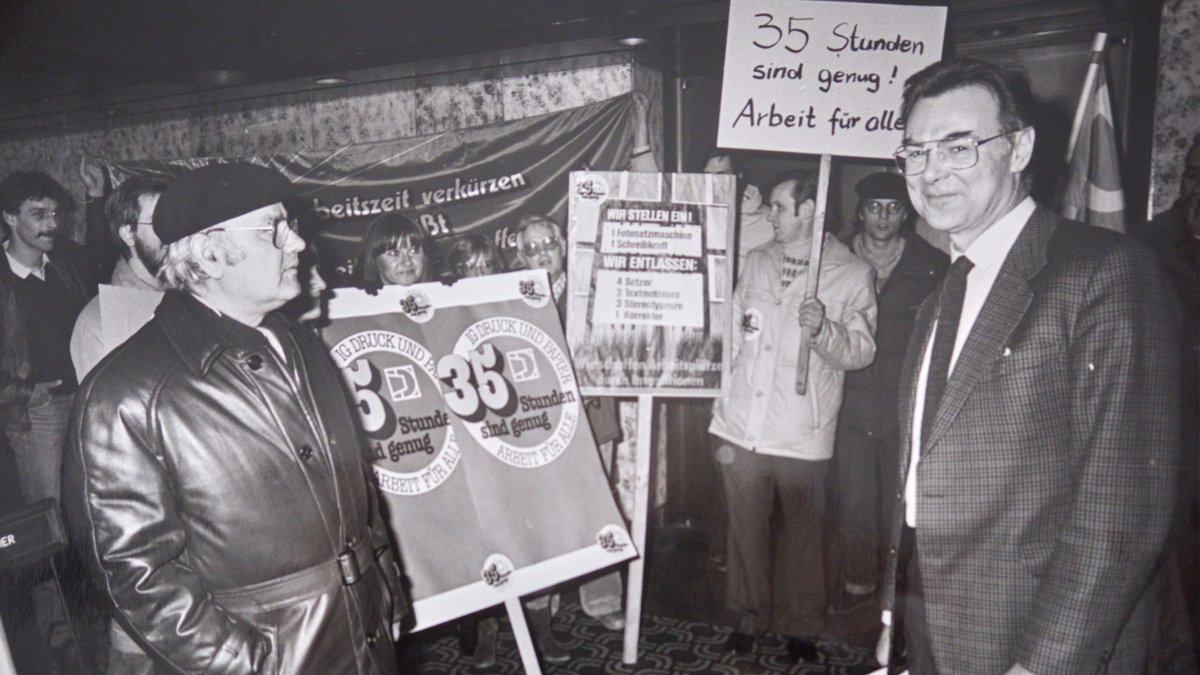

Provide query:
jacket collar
left=156, top=290, right=292, bottom=376
left=767, top=232, right=857, bottom=269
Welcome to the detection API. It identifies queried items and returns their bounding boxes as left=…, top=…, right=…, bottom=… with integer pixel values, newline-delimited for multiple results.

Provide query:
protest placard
left=321, top=272, right=635, bottom=631
left=565, top=171, right=736, bottom=397
left=718, top=0, right=947, bottom=158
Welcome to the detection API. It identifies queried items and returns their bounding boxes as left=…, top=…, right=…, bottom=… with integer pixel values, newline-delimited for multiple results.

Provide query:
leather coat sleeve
left=811, top=264, right=877, bottom=371
left=68, top=388, right=269, bottom=674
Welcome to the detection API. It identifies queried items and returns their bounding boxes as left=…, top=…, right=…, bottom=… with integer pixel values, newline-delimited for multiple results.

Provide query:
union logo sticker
left=399, top=289, right=434, bottom=324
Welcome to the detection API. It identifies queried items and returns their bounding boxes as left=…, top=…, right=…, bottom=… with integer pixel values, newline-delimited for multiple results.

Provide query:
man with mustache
left=1, top=171, right=97, bottom=507
left=0, top=169, right=99, bottom=671
left=64, top=163, right=405, bottom=674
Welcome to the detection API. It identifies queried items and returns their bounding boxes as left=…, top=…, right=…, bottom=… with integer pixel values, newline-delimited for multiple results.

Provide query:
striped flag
left=1061, top=35, right=1125, bottom=232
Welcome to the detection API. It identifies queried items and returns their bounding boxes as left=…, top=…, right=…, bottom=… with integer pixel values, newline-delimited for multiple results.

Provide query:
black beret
left=854, top=172, right=908, bottom=202
left=153, top=163, right=295, bottom=245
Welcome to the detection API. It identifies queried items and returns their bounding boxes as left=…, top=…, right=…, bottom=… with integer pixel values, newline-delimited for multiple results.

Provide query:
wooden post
left=0, top=612, right=16, bottom=675
left=795, top=153, right=833, bottom=394
left=622, top=394, right=655, bottom=663
left=506, top=597, right=543, bottom=675
left=1065, top=33, right=1109, bottom=163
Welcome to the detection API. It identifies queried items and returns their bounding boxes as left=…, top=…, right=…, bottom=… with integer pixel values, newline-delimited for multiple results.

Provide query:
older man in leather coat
left=64, top=163, right=405, bottom=674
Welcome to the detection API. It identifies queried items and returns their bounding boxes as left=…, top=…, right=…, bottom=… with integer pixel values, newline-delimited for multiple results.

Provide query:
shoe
left=529, top=603, right=570, bottom=663
left=474, top=618, right=498, bottom=668
left=722, top=631, right=755, bottom=654
left=785, top=636, right=820, bottom=664
left=597, top=610, right=625, bottom=631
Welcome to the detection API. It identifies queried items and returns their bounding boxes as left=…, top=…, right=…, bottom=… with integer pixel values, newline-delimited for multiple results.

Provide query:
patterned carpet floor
left=403, top=597, right=876, bottom=674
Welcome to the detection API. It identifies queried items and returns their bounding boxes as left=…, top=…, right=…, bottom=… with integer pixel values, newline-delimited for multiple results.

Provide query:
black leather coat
left=64, top=291, right=405, bottom=674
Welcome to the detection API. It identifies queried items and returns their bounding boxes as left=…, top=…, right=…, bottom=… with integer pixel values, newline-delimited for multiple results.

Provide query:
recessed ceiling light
left=614, top=36, right=650, bottom=47
left=315, top=76, right=350, bottom=85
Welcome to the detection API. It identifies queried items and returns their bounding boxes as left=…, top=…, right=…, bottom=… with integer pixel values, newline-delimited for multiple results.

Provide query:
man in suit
left=877, top=57, right=1181, bottom=674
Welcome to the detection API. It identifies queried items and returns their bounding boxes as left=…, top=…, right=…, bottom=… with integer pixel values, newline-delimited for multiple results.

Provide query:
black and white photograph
left=0, top=0, right=1196, bottom=672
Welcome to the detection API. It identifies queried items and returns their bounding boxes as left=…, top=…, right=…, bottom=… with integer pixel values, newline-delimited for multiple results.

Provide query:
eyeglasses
left=863, top=200, right=906, bottom=216
left=893, top=130, right=1022, bottom=175
left=520, top=236, right=561, bottom=258
left=206, top=216, right=299, bottom=249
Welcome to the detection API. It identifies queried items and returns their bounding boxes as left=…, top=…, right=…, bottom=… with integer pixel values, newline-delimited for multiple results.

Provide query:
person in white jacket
left=710, top=169, right=876, bottom=664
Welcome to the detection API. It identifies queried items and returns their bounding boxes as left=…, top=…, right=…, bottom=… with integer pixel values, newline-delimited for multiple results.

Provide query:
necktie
left=921, top=256, right=973, bottom=453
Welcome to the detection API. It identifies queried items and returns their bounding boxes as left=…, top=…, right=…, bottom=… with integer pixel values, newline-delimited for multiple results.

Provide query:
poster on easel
left=321, top=271, right=636, bottom=631
left=565, top=171, right=736, bottom=397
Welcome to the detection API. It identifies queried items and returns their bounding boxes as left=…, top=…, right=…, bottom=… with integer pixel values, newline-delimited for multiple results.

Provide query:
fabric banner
left=95, top=96, right=637, bottom=283
left=321, top=271, right=635, bottom=630
left=565, top=171, right=736, bottom=397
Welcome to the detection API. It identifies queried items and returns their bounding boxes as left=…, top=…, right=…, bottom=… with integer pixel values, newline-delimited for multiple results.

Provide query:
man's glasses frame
left=893, top=129, right=1023, bottom=176
left=863, top=200, right=906, bottom=216
left=205, top=216, right=299, bottom=249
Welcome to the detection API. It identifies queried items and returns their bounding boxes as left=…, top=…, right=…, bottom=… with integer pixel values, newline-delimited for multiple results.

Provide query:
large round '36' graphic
left=330, top=330, right=459, bottom=495
left=439, top=318, right=581, bottom=469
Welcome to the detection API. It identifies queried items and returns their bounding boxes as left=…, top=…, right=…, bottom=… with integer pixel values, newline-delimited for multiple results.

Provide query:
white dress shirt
left=904, top=197, right=1035, bottom=526
left=4, top=242, right=47, bottom=280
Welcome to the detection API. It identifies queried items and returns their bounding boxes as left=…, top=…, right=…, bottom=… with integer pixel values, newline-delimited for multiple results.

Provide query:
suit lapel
left=923, top=206, right=1056, bottom=451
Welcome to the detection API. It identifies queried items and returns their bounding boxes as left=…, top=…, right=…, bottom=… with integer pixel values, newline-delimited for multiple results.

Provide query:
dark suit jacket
left=839, top=230, right=948, bottom=438
left=881, top=205, right=1181, bottom=674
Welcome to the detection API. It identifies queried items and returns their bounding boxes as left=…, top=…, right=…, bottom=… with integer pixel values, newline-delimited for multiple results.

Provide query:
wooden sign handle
left=796, top=154, right=832, bottom=395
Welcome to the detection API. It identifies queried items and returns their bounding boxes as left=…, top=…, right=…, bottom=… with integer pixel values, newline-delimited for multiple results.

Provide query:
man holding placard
left=709, top=170, right=875, bottom=663
left=879, top=57, right=1179, bottom=674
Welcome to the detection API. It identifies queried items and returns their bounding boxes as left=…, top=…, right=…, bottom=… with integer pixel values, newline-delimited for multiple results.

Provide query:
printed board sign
left=718, top=0, right=947, bottom=158
left=566, top=171, right=735, bottom=397
left=322, top=272, right=635, bottom=630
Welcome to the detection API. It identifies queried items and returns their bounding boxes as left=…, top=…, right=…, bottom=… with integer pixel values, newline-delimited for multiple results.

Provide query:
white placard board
left=718, top=0, right=947, bottom=159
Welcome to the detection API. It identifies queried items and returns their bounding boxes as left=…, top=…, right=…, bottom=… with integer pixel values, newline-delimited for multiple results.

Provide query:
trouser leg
left=834, top=431, right=882, bottom=593
left=7, top=395, right=80, bottom=673
left=708, top=437, right=730, bottom=566
left=578, top=571, right=622, bottom=618
left=773, top=457, right=829, bottom=637
left=720, top=444, right=775, bottom=635
left=897, top=526, right=937, bottom=674
left=5, top=394, right=72, bottom=505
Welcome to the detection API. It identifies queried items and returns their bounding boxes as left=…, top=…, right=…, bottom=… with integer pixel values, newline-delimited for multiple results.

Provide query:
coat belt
left=211, top=538, right=372, bottom=613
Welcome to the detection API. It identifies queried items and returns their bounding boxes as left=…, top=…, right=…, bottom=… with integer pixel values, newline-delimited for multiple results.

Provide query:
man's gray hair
left=158, top=230, right=246, bottom=291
